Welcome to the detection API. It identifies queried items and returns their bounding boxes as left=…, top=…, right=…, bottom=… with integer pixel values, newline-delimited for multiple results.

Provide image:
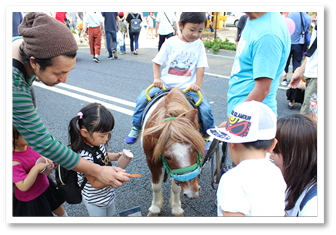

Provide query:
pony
left=141, top=87, right=205, bottom=216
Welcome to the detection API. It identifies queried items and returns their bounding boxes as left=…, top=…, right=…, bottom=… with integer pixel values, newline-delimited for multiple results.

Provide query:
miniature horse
left=141, top=87, right=205, bottom=216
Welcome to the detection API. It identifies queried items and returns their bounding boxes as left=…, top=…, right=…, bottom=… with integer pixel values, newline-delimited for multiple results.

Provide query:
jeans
left=129, top=29, right=139, bottom=52
left=285, top=44, right=303, bottom=73
left=105, top=30, right=117, bottom=56
left=120, top=32, right=126, bottom=53
left=83, top=197, right=116, bottom=216
left=132, top=88, right=215, bottom=136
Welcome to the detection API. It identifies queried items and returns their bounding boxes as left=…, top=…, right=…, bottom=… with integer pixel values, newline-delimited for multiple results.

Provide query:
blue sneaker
left=124, top=127, right=142, bottom=145
left=204, top=138, right=211, bottom=155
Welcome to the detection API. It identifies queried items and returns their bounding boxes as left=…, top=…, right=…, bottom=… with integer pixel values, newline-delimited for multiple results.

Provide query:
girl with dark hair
left=68, top=103, right=130, bottom=216
left=270, top=114, right=317, bottom=216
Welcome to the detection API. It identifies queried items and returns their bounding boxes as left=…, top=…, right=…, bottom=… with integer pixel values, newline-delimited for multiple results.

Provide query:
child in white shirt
left=207, top=101, right=287, bottom=216
left=125, top=12, right=215, bottom=154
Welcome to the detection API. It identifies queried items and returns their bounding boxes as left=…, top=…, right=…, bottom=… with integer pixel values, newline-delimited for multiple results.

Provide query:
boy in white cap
left=207, top=101, right=286, bottom=216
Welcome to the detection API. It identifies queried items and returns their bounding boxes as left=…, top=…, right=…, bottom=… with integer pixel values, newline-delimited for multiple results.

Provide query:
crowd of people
left=12, top=11, right=317, bottom=218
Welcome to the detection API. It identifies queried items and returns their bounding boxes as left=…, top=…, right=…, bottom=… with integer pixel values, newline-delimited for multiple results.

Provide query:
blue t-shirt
left=288, top=12, right=312, bottom=44
left=227, top=12, right=290, bottom=117
left=101, top=12, right=119, bottom=31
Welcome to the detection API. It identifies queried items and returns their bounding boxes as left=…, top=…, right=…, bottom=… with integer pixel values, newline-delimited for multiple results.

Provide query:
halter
left=159, top=116, right=203, bottom=182
left=159, top=150, right=203, bottom=182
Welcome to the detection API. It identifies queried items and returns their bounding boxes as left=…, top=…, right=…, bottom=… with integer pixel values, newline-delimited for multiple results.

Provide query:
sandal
left=287, top=103, right=294, bottom=109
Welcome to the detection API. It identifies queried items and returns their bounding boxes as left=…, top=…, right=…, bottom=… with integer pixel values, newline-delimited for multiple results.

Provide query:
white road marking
left=56, top=83, right=136, bottom=107
left=33, top=82, right=134, bottom=116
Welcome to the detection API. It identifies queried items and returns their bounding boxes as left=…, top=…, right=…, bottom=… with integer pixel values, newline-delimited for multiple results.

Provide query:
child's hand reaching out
left=108, top=152, right=122, bottom=161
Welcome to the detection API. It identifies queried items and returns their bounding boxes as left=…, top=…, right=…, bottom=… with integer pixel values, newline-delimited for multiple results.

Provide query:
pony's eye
left=164, top=156, right=171, bottom=161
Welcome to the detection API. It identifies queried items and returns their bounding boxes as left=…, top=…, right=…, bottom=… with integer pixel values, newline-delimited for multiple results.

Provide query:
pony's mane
left=143, top=88, right=205, bottom=162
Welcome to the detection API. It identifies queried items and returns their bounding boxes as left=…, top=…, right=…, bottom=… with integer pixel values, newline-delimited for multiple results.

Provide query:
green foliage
left=202, top=37, right=236, bottom=53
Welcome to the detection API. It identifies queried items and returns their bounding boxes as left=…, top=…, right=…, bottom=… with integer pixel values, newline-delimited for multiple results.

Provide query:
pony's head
left=143, top=88, right=205, bottom=199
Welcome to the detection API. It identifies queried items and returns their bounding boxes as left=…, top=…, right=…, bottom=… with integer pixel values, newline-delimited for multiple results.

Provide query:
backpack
left=120, top=19, right=127, bottom=33
left=129, top=12, right=141, bottom=33
left=55, top=144, right=104, bottom=204
left=297, top=183, right=317, bottom=216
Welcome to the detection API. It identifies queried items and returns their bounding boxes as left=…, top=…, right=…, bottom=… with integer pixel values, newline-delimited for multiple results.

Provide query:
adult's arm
left=245, top=77, right=272, bottom=102
left=12, top=69, right=130, bottom=187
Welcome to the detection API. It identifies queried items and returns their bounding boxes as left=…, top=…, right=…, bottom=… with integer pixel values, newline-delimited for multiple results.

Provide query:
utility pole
left=214, top=12, right=218, bottom=39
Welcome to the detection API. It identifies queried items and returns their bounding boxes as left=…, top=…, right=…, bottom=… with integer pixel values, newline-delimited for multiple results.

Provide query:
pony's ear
left=183, top=109, right=198, bottom=123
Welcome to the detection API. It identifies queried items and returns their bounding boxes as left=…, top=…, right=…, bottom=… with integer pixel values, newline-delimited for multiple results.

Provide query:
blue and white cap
left=207, top=101, right=276, bottom=143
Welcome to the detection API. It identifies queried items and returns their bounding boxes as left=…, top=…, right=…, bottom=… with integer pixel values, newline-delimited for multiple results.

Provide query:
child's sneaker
left=124, top=127, right=141, bottom=145
left=204, top=138, right=211, bottom=155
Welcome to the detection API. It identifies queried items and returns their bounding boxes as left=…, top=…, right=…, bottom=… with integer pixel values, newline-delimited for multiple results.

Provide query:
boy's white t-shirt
left=217, top=158, right=287, bottom=216
left=152, top=36, right=209, bottom=90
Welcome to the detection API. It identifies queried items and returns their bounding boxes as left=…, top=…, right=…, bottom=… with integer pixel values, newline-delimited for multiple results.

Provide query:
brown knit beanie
left=18, top=12, right=78, bottom=59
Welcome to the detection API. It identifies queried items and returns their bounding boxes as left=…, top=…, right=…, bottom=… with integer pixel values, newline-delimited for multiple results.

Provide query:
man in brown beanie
left=12, top=12, right=130, bottom=189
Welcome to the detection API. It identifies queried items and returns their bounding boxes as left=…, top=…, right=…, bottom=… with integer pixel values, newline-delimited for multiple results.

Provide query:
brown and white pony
left=141, top=87, right=205, bottom=216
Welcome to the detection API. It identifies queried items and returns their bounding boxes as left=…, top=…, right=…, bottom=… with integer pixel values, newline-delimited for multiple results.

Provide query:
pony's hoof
left=171, top=207, right=184, bottom=216
left=174, top=213, right=184, bottom=217
left=147, top=212, right=159, bottom=216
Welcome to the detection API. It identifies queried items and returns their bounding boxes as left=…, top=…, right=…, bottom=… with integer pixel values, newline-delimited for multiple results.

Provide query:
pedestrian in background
left=282, top=12, right=312, bottom=86
left=13, top=12, right=23, bottom=37
left=146, top=12, right=156, bottom=39
left=54, top=12, right=67, bottom=25
left=155, top=12, right=178, bottom=51
left=235, top=13, right=248, bottom=48
left=102, top=12, right=120, bottom=60
left=289, top=23, right=317, bottom=114
left=83, top=12, right=105, bottom=63
left=119, top=12, right=127, bottom=55
left=68, top=12, right=78, bottom=33
left=126, top=12, right=142, bottom=55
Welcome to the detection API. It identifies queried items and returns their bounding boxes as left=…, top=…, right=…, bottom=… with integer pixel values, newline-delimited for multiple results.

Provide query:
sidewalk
left=74, top=27, right=291, bottom=88
left=74, top=26, right=237, bottom=50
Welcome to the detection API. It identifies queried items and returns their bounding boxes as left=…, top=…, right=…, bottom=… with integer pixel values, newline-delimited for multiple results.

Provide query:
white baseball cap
left=207, top=101, right=276, bottom=143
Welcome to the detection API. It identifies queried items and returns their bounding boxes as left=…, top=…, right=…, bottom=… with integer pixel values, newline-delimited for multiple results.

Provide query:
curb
left=206, top=48, right=237, bottom=57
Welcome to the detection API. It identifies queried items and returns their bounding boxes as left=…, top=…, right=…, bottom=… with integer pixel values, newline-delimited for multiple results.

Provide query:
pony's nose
left=183, top=186, right=200, bottom=199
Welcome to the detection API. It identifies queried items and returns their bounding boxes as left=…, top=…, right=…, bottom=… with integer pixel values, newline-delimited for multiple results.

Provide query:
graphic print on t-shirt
left=167, top=53, right=194, bottom=77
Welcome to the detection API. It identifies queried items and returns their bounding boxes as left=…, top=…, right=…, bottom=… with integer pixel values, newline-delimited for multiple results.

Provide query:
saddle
left=140, top=89, right=204, bottom=131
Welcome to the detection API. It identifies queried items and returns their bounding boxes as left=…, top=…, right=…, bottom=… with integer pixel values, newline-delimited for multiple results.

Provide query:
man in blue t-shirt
left=218, top=12, right=290, bottom=128
left=101, top=12, right=121, bottom=60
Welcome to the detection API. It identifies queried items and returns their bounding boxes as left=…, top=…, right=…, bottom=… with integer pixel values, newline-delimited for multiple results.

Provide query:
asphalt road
left=33, top=32, right=299, bottom=217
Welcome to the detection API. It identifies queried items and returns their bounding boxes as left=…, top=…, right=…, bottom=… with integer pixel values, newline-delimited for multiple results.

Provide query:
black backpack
left=129, top=12, right=141, bottom=33
left=55, top=144, right=106, bottom=204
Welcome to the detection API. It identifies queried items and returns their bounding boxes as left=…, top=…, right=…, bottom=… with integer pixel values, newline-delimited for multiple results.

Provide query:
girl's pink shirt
left=13, top=146, right=49, bottom=202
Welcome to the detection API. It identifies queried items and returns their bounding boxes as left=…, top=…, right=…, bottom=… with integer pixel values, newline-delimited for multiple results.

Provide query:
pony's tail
left=68, top=116, right=83, bottom=153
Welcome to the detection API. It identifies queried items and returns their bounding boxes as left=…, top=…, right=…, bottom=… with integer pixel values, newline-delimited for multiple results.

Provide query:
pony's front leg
left=148, top=175, right=163, bottom=216
left=169, top=180, right=184, bottom=216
